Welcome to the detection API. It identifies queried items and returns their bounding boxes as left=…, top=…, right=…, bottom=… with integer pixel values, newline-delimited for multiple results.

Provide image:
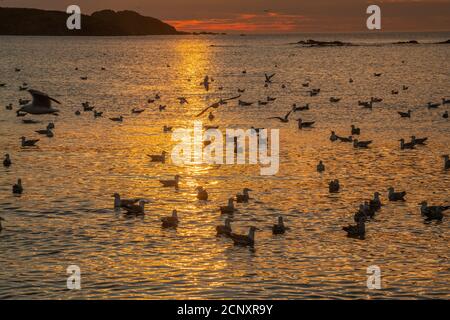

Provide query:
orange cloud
left=166, top=12, right=310, bottom=33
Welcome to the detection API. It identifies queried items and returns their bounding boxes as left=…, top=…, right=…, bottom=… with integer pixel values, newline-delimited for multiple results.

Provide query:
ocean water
left=0, top=32, right=449, bottom=299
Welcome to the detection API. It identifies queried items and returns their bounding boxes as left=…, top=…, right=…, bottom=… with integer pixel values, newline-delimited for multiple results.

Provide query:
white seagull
left=17, top=90, right=61, bottom=115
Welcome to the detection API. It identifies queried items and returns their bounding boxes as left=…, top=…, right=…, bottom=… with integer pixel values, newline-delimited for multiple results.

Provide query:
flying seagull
left=267, top=110, right=292, bottom=123
left=196, top=95, right=241, bottom=117
left=17, top=89, right=61, bottom=115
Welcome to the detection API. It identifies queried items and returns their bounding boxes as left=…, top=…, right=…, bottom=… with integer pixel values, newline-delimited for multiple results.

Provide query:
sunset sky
left=1, top=0, right=450, bottom=33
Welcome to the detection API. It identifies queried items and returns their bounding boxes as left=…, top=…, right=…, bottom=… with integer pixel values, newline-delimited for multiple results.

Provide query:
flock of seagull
left=1, top=63, right=450, bottom=247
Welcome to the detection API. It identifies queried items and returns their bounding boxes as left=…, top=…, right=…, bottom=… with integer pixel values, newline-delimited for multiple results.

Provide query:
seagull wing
left=284, top=110, right=293, bottom=120
left=28, top=89, right=61, bottom=108
left=222, top=94, right=241, bottom=102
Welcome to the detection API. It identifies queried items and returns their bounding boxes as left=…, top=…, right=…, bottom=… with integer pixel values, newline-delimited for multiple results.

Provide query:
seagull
left=330, top=97, right=341, bottom=103
left=388, top=187, right=406, bottom=201
left=265, top=73, right=275, bottom=83
left=208, top=112, right=215, bottom=121
left=113, top=193, right=141, bottom=209
left=16, top=112, right=27, bottom=117
left=427, top=102, right=440, bottom=109
left=302, top=82, right=310, bottom=87
left=238, top=100, right=253, bottom=106
left=419, top=201, right=449, bottom=221
left=22, top=119, right=40, bottom=124
left=272, top=216, right=287, bottom=235
left=292, top=103, right=309, bottom=112
left=236, top=188, right=252, bottom=203
left=0, top=216, right=4, bottom=232
left=220, top=198, right=237, bottom=215
left=178, top=97, right=189, bottom=105
left=317, top=160, right=325, bottom=173
left=109, top=116, right=123, bottom=122
left=3, top=154, right=12, bottom=167
left=75, top=110, right=81, bottom=116
left=371, top=97, right=383, bottom=103
left=163, top=126, right=173, bottom=133
left=337, top=136, right=353, bottom=143
left=196, top=95, right=241, bottom=117
left=369, top=192, right=382, bottom=212
left=94, top=110, right=103, bottom=118
left=343, top=218, right=365, bottom=240
left=267, top=110, right=292, bottom=123
left=351, top=125, right=360, bottom=135
left=398, top=110, right=412, bottom=118
left=161, top=210, right=179, bottom=228
left=374, top=73, right=382, bottom=77
left=358, top=101, right=373, bottom=109
left=122, top=200, right=147, bottom=216
left=353, top=139, right=372, bottom=148
left=201, top=76, right=210, bottom=91
left=5, top=103, right=12, bottom=110
left=13, top=179, right=23, bottom=194
left=196, top=186, right=208, bottom=201
left=82, top=102, right=94, bottom=111
left=443, top=155, right=450, bottom=170
left=21, top=137, right=39, bottom=147
left=237, top=88, right=245, bottom=93
left=230, top=226, right=257, bottom=246
left=258, top=100, right=269, bottom=106
left=131, top=108, right=145, bottom=114
left=402, top=85, right=409, bottom=91
left=391, top=90, right=399, bottom=95
left=216, top=218, right=232, bottom=237
left=35, top=123, right=54, bottom=135
left=410, top=136, right=428, bottom=145
left=159, top=175, right=180, bottom=188
left=443, top=111, right=448, bottom=119
left=330, top=131, right=339, bottom=142
left=159, top=105, right=166, bottom=111
left=148, top=151, right=167, bottom=163
left=329, top=180, right=340, bottom=193
left=297, top=118, right=315, bottom=129
left=16, top=90, right=60, bottom=115
left=267, top=96, right=276, bottom=102
left=442, top=98, right=450, bottom=105
left=400, top=139, right=416, bottom=150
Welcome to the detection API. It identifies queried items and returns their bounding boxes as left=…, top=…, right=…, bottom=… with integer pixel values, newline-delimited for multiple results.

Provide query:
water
left=0, top=32, right=449, bottom=299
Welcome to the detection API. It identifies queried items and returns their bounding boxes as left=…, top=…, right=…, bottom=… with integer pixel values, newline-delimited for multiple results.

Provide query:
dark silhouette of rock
left=0, top=7, right=185, bottom=36
left=393, top=40, right=419, bottom=44
left=297, top=39, right=354, bottom=47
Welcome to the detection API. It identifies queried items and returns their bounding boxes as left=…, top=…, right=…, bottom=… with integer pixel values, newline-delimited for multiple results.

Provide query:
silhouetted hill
left=0, top=7, right=185, bottom=36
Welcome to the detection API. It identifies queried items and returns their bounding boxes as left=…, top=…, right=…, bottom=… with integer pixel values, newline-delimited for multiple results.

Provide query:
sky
left=1, top=0, right=450, bottom=33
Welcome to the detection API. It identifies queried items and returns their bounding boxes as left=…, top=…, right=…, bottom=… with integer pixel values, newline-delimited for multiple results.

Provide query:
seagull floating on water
left=236, top=188, right=252, bottom=203
left=161, top=210, right=179, bottom=228
left=419, top=201, right=448, bottom=221
left=272, top=216, right=287, bottom=235
left=443, top=155, right=450, bottom=170
left=343, top=218, right=365, bottom=240
left=0, top=216, right=4, bottom=232
left=443, top=111, right=448, bottom=119
left=398, top=110, right=412, bottom=118
left=353, top=139, right=372, bottom=148
left=388, top=187, right=406, bottom=201
left=13, top=179, right=23, bottom=194
left=220, top=198, right=236, bottom=215
left=3, top=154, right=12, bottom=167
left=21, top=137, right=39, bottom=147
left=297, top=118, right=315, bottom=129
left=400, top=139, right=416, bottom=150
left=230, top=226, right=257, bottom=247
left=196, top=186, right=208, bottom=201
left=370, top=192, right=382, bottom=212
left=123, top=200, right=147, bottom=216
left=148, top=151, right=167, bottom=163
left=109, top=116, right=123, bottom=122
left=329, top=180, right=340, bottom=193
left=160, top=175, right=180, bottom=188
left=216, top=218, right=232, bottom=237
left=351, top=125, right=360, bottom=135
left=113, top=193, right=141, bottom=209
left=317, top=160, right=325, bottom=173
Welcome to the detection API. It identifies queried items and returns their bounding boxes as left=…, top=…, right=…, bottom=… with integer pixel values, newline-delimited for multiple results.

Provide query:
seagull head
left=418, top=201, right=428, bottom=206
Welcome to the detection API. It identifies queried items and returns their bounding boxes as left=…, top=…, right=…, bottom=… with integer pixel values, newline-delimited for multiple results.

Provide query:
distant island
left=0, top=7, right=186, bottom=36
